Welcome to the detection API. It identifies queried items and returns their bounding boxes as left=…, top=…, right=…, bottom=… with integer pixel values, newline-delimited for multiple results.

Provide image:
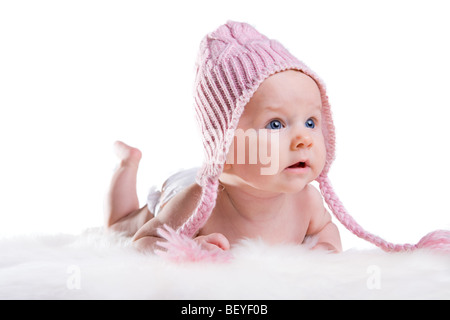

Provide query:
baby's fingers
left=197, top=233, right=230, bottom=251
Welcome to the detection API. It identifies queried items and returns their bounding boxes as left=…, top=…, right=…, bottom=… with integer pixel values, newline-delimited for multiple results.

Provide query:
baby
left=107, top=69, right=342, bottom=253
left=105, top=21, right=450, bottom=256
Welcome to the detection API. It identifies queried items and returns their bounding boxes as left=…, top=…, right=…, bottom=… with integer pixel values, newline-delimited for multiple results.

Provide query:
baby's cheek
left=257, top=130, right=281, bottom=162
left=226, top=131, right=257, bottom=166
left=314, top=140, right=327, bottom=175
left=225, top=130, right=283, bottom=178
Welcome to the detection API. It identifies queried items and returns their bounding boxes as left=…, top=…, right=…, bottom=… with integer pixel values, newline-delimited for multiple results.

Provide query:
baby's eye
left=265, top=119, right=284, bottom=130
left=305, top=118, right=316, bottom=129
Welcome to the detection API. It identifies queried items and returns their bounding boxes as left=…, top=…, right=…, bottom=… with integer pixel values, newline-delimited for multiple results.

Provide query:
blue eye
left=265, top=119, right=284, bottom=130
left=305, top=118, right=315, bottom=129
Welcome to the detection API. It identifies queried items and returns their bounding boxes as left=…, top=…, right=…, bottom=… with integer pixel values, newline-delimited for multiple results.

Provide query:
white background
left=1, top=0, right=449, bottom=250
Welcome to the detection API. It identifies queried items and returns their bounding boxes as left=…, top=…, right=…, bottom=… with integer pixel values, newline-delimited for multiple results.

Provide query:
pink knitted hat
left=175, top=21, right=450, bottom=253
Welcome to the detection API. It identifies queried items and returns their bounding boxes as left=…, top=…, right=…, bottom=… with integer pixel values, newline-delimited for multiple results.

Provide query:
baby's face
left=222, top=70, right=326, bottom=193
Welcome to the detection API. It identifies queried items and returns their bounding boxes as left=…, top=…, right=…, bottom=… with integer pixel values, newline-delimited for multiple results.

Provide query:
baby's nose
left=290, top=133, right=313, bottom=150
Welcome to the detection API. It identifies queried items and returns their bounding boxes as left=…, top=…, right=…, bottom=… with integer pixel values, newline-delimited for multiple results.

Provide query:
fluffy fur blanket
left=1, top=228, right=449, bottom=300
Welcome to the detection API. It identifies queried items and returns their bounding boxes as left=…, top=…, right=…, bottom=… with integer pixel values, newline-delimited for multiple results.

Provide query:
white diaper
left=147, top=167, right=199, bottom=216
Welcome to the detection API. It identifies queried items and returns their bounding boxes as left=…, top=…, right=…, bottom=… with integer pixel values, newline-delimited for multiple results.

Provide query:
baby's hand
left=194, top=233, right=230, bottom=251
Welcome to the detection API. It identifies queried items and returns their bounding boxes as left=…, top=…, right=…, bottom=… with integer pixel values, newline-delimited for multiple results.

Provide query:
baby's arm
left=306, top=187, right=343, bottom=253
left=133, top=220, right=230, bottom=252
left=132, top=183, right=230, bottom=252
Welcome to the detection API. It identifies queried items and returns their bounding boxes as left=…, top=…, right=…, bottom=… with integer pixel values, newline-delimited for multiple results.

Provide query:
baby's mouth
left=287, top=160, right=309, bottom=169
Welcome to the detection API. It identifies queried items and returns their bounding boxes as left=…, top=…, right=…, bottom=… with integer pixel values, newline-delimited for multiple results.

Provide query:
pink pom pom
left=155, top=225, right=233, bottom=263
left=415, top=230, right=450, bottom=252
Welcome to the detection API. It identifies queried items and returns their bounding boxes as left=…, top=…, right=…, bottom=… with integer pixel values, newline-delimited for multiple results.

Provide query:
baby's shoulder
left=297, top=183, right=323, bottom=203
left=292, top=184, right=325, bottom=213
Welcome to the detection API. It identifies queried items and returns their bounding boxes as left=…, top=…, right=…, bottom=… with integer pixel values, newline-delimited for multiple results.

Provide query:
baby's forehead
left=246, top=71, right=322, bottom=112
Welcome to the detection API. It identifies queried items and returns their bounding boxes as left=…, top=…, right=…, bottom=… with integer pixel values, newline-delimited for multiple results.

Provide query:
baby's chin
left=249, top=177, right=310, bottom=195
left=275, top=182, right=310, bottom=194
left=220, top=170, right=312, bottom=195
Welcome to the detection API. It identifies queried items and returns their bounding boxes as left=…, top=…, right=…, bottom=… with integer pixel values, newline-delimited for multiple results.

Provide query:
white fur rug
left=1, top=228, right=449, bottom=300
